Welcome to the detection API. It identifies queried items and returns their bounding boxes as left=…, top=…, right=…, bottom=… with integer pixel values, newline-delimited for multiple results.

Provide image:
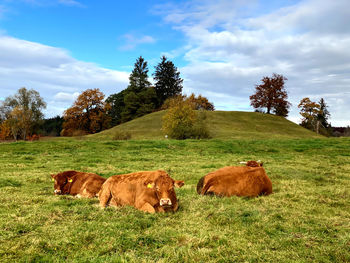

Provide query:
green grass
left=91, top=111, right=320, bottom=140
left=0, top=137, right=349, bottom=262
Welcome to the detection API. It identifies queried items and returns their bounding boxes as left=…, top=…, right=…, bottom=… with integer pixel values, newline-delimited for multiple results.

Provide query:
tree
left=317, top=98, right=330, bottom=128
left=40, top=116, right=64, bottom=136
left=298, top=97, right=321, bottom=132
left=0, top=120, right=12, bottom=140
left=162, top=98, right=210, bottom=139
left=1, top=87, right=46, bottom=140
left=299, top=97, right=332, bottom=136
left=153, top=56, right=183, bottom=107
left=120, top=56, right=157, bottom=122
left=187, top=93, right=215, bottom=111
left=128, top=56, right=151, bottom=93
left=250, top=73, right=291, bottom=117
left=106, top=89, right=127, bottom=126
left=162, top=93, right=214, bottom=111
left=62, top=88, right=111, bottom=136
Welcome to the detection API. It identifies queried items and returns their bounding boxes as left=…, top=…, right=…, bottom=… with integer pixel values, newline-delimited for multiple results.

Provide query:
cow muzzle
left=160, top=198, right=172, bottom=207
left=54, top=189, right=62, bottom=195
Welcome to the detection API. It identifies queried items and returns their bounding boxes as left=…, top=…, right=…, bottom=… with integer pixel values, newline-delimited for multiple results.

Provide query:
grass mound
left=92, top=111, right=319, bottom=140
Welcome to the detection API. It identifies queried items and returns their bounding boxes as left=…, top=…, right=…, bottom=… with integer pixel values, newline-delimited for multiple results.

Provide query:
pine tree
left=317, top=98, right=330, bottom=128
left=106, top=89, right=127, bottom=125
left=121, top=56, right=156, bottom=122
left=153, top=56, right=183, bottom=108
left=128, top=56, right=151, bottom=93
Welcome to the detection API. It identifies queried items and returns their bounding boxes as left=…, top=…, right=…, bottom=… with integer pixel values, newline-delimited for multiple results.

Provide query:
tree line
left=0, top=58, right=341, bottom=140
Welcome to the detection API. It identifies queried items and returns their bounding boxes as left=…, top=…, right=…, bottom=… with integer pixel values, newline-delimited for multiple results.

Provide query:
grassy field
left=92, top=110, right=320, bottom=140
left=0, top=136, right=349, bottom=262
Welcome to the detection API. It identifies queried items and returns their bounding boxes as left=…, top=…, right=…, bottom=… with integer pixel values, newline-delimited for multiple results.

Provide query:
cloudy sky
left=0, top=0, right=349, bottom=126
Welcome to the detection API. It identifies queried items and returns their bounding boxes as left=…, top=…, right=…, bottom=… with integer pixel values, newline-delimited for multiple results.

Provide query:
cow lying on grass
left=99, top=170, right=184, bottom=213
left=51, top=170, right=106, bottom=198
left=197, top=163, right=272, bottom=197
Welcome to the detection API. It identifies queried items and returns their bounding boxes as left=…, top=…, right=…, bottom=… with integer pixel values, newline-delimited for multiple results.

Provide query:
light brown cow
left=51, top=170, right=106, bottom=198
left=99, top=170, right=184, bottom=213
left=197, top=166, right=272, bottom=197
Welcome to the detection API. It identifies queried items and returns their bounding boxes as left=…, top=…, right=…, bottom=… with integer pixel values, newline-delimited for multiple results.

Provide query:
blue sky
left=0, top=0, right=186, bottom=69
left=0, top=0, right=350, bottom=126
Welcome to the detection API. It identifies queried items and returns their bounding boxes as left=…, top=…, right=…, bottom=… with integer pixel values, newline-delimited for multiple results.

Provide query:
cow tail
left=98, top=181, right=112, bottom=207
left=196, top=176, right=206, bottom=194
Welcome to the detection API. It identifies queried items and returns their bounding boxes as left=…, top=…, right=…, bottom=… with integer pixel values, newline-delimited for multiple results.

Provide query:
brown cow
left=197, top=166, right=272, bottom=197
left=50, top=170, right=106, bottom=198
left=99, top=170, right=184, bottom=213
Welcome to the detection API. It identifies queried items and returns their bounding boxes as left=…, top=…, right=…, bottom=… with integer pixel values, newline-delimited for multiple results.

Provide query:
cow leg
left=79, top=188, right=95, bottom=198
left=138, top=202, right=156, bottom=213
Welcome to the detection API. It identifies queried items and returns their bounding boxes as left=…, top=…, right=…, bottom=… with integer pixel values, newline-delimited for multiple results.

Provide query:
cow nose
left=160, top=198, right=172, bottom=206
left=54, top=189, right=61, bottom=195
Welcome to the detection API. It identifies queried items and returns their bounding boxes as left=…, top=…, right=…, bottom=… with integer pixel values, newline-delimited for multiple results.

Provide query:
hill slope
left=91, top=110, right=320, bottom=140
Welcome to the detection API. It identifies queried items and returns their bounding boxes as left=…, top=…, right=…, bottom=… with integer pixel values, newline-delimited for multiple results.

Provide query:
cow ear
left=50, top=174, right=55, bottom=178
left=144, top=181, right=155, bottom=189
left=174, top=180, right=184, bottom=188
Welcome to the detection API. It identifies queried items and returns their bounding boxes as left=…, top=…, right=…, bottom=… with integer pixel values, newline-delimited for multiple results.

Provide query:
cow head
left=50, top=172, right=74, bottom=195
left=145, top=175, right=184, bottom=209
left=240, top=160, right=263, bottom=167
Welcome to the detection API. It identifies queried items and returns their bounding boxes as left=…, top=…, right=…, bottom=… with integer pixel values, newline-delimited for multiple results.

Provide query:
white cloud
left=157, top=0, right=350, bottom=126
left=54, top=91, right=79, bottom=102
left=0, top=36, right=129, bottom=117
left=119, top=34, right=156, bottom=51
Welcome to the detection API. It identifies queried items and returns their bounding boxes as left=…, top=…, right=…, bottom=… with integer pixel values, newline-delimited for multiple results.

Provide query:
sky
left=0, top=0, right=349, bottom=126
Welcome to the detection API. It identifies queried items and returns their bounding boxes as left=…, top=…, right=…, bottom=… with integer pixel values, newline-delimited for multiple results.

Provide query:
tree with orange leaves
left=62, top=89, right=111, bottom=136
left=0, top=120, right=12, bottom=140
left=250, top=73, right=291, bottom=117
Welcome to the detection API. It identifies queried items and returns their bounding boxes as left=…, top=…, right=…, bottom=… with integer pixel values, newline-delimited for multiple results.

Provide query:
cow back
left=198, top=166, right=272, bottom=197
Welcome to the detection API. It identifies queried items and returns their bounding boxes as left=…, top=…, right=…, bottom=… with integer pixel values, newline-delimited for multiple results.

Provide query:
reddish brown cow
left=197, top=166, right=272, bottom=197
left=51, top=170, right=106, bottom=198
left=99, top=170, right=184, bottom=213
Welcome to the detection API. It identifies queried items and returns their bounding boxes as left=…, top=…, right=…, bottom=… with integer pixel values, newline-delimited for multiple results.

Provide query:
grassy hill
left=92, top=110, right=320, bottom=140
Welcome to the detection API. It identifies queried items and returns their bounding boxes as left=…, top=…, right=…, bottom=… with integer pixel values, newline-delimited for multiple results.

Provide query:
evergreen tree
left=317, top=98, right=330, bottom=128
left=153, top=56, right=183, bottom=107
left=106, top=89, right=127, bottom=125
left=106, top=57, right=156, bottom=124
left=128, top=56, right=151, bottom=93
left=120, top=56, right=157, bottom=121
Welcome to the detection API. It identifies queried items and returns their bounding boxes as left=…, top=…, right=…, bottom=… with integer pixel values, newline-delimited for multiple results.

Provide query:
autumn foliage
left=0, top=120, right=11, bottom=140
left=0, top=87, right=46, bottom=140
left=162, top=93, right=214, bottom=111
left=162, top=95, right=211, bottom=139
left=250, top=73, right=291, bottom=117
left=62, top=89, right=111, bottom=136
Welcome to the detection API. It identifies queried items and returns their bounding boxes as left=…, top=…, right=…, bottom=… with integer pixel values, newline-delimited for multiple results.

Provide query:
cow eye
left=156, top=186, right=160, bottom=191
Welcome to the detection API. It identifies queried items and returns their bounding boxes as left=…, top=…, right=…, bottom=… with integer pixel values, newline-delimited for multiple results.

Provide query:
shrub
left=162, top=100, right=211, bottom=139
left=112, top=130, right=132, bottom=140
